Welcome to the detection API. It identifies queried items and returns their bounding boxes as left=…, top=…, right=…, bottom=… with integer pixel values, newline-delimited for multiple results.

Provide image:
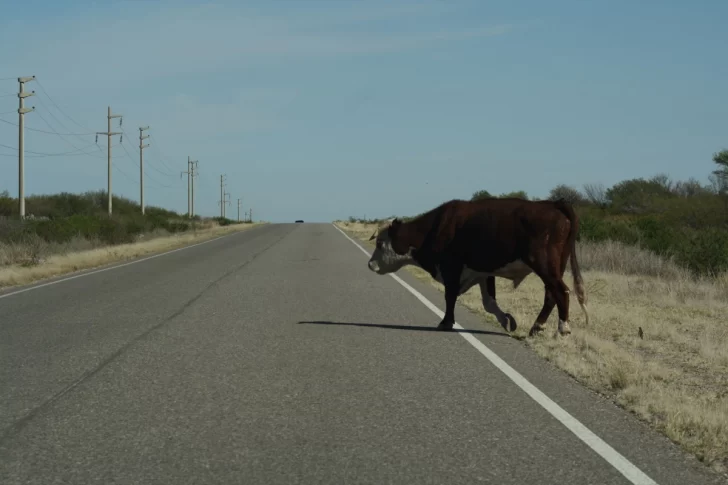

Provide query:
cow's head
left=367, top=218, right=414, bottom=274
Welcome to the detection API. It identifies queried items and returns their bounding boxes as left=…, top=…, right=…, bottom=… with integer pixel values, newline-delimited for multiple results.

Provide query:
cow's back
left=442, top=198, right=570, bottom=271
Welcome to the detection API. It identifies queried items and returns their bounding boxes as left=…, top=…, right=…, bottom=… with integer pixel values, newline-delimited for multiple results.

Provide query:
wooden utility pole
left=181, top=160, right=192, bottom=218
left=17, top=75, right=35, bottom=219
left=219, top=174, right=227, bottom=218
left=139, top=126, right=150, bottom=214
left=189, top=158, right=198, bottom=217
left=96, top=106, right=123, bottom=215
left=223, top=191, right=231, bottom=219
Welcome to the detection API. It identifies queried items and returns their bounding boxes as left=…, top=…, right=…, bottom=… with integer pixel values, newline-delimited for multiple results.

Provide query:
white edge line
left=0, top=228, right=253, bottom=300
left=332, top=223, right=658, bottom=485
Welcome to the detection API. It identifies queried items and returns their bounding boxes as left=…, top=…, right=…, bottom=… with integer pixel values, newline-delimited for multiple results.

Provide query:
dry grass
left=0, top=222, right=264, bottom=290
left=334, top=220, right=728, bottom=474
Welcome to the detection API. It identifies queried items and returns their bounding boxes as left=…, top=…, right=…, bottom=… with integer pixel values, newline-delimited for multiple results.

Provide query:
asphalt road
left=0, top=223, right=724, bottom=484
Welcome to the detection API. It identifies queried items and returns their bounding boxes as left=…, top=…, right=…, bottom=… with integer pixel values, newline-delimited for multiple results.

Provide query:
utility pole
left=181, top=160, right=192, bottom=218
left=139, top=126, right=150, bottom=214
left=224, top=192, right=231, bottom=219
left=219, top=174, right=227, bottom=218
left=17, top=76, right=35, bottom=219
left=189, top=158, right=198, bottom=217
left=237, top=198, right=242, bottom=222
left=96, top=106, right=123, bottom=215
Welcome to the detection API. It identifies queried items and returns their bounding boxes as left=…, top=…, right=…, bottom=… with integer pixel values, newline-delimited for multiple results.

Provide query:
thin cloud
left=1, top=3, right=516, bottom=86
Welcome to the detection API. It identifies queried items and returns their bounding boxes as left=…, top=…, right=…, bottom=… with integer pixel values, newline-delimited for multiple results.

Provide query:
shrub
left=0, top=191, right=196, bottom=256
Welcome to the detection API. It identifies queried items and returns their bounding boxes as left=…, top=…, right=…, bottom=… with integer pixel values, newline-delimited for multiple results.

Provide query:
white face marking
left=367, top=228, right=414, bottom=274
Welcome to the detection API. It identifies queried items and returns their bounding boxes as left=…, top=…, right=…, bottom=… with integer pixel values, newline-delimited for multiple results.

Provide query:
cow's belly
left=433, top=260, right=533, bottom=294
left=483, top=260, right=533, bottom=280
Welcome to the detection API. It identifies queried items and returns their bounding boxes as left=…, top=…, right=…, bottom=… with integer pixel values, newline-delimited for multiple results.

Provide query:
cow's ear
left=391, top=218, right=401, bottom=227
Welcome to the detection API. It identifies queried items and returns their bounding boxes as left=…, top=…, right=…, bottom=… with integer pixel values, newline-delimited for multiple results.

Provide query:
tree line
left=469, top=150, right=728, bottom=277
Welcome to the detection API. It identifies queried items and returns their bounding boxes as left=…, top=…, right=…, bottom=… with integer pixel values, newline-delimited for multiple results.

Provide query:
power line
left=33, top=95, right=96, bottom=143
left=145, top=159, right=176, bottom=177
left=117, top=129, right=141, bottom=167
left=0, top=141, right=112, bottom=158
left=1, top=77, right=224, bottom=219
left=120, top=126, right=174, bottom=177
left=148, top=132, right=176, bottom=173
left=34, top=111, right=106, bottom=159
left=34, top=78, right=93, bottom=132
left=0, top=117, right=95, bottom=136
left=113, top=162, right=138, bottom=185
left=116, top=133, right=178, bottom=190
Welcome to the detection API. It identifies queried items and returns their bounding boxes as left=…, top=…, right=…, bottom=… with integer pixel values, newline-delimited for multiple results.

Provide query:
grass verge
left=0, top=221, right=264, bottom=290
left=334, top=220, right=728, bottom=476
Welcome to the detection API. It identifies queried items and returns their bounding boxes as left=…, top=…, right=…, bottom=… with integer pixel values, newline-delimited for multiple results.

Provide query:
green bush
left=212, top=216, right=235, bottom=226
left=0, top=191, right=198, bottom=249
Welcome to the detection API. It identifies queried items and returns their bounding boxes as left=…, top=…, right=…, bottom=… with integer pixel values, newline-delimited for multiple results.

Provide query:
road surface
left=0, top=223, right=723, bottom=484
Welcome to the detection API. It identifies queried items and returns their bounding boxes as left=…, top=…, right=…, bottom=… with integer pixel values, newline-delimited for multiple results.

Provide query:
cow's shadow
left=297, top=320, right=510, bottom=337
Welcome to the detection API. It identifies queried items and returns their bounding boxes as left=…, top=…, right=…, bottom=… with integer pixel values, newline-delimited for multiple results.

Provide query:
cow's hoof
left=437, top=319, right=454, bottom=331
left=528, top=324, right=544, bottom=337
left=558, top=320, right=572, bottom=336
left=502, top=313, right=518, bottom=333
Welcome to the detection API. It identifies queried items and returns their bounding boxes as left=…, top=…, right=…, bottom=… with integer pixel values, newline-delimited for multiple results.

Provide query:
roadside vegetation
left=335, top=150, right=728, bottom=475
left=0, top=190, right=256, bottom=288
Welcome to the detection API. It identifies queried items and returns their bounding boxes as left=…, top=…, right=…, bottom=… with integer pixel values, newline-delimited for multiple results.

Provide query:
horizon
left=1, top=0, right=726, bottom=223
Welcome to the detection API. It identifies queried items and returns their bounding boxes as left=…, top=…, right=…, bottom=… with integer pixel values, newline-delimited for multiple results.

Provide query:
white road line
left=333, top=223, right=659, bottom=485
left=0, top=229, right=250, bottom=300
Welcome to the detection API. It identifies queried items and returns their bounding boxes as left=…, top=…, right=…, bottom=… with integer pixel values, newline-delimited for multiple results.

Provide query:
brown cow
left=366, top=197, right=589, bottom=336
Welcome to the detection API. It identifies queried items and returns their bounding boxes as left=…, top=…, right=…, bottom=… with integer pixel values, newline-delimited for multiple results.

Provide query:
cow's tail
left=555, top=199, right=589, bottom=325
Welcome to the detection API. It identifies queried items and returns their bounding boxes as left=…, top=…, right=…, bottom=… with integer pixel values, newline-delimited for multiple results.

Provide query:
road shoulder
left=0, top=222, right=267, bottom=295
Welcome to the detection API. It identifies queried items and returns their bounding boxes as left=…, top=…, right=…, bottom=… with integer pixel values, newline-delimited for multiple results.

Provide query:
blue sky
left=1, top=0, right=726, bottom=223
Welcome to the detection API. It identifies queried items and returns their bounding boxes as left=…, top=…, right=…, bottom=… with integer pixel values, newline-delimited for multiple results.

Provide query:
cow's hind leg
left=529, top=279, right=569, bottom=336
left=528, top=288, right=556, bottom=337
left=553, top=279, right=571, bottom=335
left=529, top=248, right=571, bottom=337
left=479, top=277, right=517, bottom=332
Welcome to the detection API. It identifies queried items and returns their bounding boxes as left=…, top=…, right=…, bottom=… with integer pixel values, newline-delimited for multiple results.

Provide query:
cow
left=366, top=197, right=589, bottom=337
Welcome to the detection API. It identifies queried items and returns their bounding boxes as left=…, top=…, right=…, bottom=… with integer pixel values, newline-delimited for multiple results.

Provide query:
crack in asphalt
left=0, top=231, right=290, bottom=445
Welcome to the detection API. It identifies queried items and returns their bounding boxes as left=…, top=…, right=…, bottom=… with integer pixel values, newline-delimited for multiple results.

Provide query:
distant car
left=295, top=220, right=304, bottom=223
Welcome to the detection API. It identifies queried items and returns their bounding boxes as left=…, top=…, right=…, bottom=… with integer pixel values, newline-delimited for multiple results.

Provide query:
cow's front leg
left=437, top=263, right=463, bottom=331
left=436, top=284, right=458, bottom=330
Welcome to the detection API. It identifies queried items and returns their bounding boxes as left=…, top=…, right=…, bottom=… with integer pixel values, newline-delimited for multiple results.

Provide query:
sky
left=1, top=0, right=726, bottom=223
